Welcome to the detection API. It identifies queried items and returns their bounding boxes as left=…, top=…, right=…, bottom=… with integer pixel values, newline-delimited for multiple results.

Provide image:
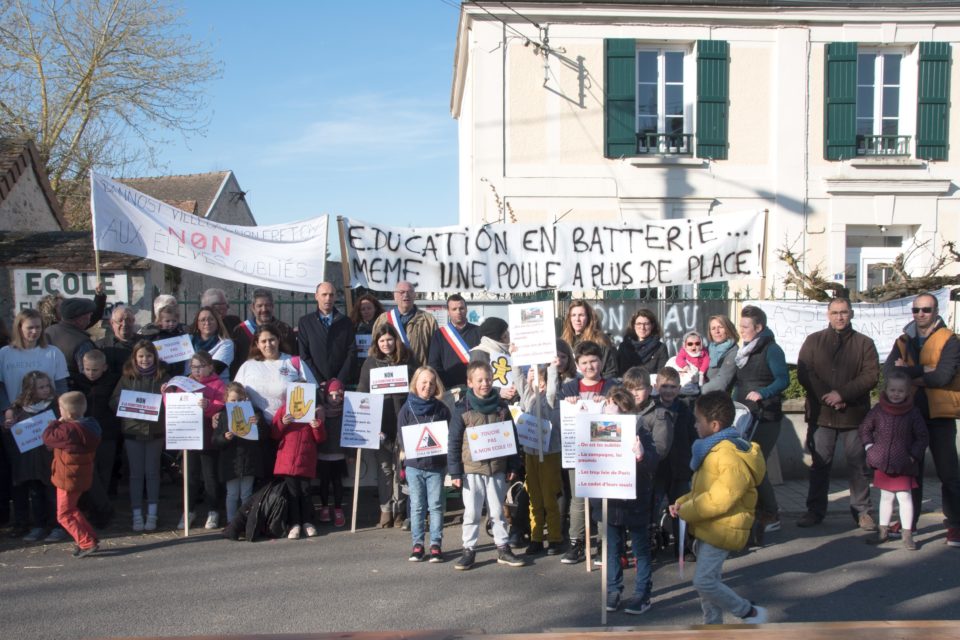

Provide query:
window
left=844, top=228, right=907, bottom=292
left=856, top=51, right=908, bottom=155
left=636, top=49, right=690, bottom=154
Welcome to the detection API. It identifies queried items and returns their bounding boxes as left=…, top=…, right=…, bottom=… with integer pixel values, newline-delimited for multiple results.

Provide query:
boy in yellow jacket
left=669, top=391, right=769, bottom=624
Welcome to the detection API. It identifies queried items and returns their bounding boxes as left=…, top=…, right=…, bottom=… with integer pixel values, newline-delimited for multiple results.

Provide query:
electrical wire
left=464, top=0, right=543, bottom=47
left=499, top=1, right=541, bottom=29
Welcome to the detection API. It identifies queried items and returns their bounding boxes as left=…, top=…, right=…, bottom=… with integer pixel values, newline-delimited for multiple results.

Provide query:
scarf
left=878, top=391, right=914, bottom=416
left=735, top=330, right=772, bottom=369
left=690, top=426, right=751, bottom=472
left=136, top=362, right=157, bottom=377
left=407, top=392, right=440, bottom=417
left=466, top=388, right=501, bottom=415
left=25, top=399, right=53, bottom=414
left=627, top=335, right=661, bottom=364
left=192, top=333, right=219, bottom=354
left=708, top=339, right=735, bottom=366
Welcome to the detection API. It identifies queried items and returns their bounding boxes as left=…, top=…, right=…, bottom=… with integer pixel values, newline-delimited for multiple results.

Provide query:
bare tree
left=0, top=0, right=220, bottom=205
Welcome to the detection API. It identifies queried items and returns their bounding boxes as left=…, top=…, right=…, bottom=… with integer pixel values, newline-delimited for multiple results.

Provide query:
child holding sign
left=110, top=340, right=170, bottom=532
left=670, top=391, right=768, bottom=624
left=397, top=366, right=451, bottom=562
left=2, top=371, right=60, bottom=542
left=213, top=383, right=265, bottom=524
left=448, top=361, right=526, bottom=570
left=272, top=386, right=325, bottom=539
left=42, top=392, right=101, bottom=558
left=316, top=379, right=348, bottom=528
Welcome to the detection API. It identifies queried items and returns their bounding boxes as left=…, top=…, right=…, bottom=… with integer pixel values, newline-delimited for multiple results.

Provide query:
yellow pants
left=525, top=452, right=563, bottom=543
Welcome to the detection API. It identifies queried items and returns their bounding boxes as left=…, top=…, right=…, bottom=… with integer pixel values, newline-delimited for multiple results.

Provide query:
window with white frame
left=635, top=47, right=693, bottom=154
left=856, top=49, right=914, bottom=155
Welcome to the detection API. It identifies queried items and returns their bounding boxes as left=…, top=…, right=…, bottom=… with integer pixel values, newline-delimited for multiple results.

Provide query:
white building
left=451, top=0, right=960, bottom=298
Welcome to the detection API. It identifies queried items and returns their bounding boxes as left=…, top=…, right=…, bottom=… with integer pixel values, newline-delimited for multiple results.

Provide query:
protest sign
left=369, top=365, right=409, bottom=394
left=746, top=288, right=951, bottom=364
left=166, top=376, right=205, bottom=393
left=559, top=399, right=605, bottom=468
left=343, top=212, right=764, bottom=293
left=509, top=301, right=557, bottom=366
left=116, top=390, right=162, bottom=421
left=465, top=421, right=517, bottom=462
left=284, top=382, right=317, bottom=421
left=11, top=410, right=56, bottom=453
left=226, top=401, right=258, bottom=440
left=355, top=334, right=372, bottom=359
left=400, top=421, right=449, bottom=460
left=574, top=413, right=636, bottom=500
left=164, top=393, right=203, bottom=450
left=91, top=171, right=328, bottom=293
left=515, top=412, right=552, bottom=452
left=341, top=392, right=383, bottom=450
left=153, top=335, right=194, bottom=364
left=489, top=353, right=515, bottom=388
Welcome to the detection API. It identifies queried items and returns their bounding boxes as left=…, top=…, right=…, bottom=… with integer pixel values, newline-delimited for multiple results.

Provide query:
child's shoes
left=132, top=514, right=145, bottom=532
left=333, top=508, right=346, bottom=527
left=317, top=506, right=332, bottom=523
left=145, top=515, right=158, bottom=531
left=288, top=525, right=301, bottom=539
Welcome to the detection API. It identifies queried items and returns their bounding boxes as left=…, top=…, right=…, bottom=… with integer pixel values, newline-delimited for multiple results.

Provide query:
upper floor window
left=856, top=51, right=908, bottom=155
left=636, top=49, right=691, bottom=154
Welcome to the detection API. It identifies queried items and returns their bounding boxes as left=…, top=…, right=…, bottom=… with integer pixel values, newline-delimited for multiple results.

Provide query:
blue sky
left=161, top=1, right=462, bottom=232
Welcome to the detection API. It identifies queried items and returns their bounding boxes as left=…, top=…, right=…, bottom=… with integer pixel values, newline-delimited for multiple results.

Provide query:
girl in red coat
left=272, top=386, right=325, bottom=539
left=859, top=370, right=929, bottom=550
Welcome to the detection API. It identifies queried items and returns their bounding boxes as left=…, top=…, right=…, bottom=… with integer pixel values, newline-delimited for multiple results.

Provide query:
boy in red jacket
left=42, top=391, right=102, bottom=558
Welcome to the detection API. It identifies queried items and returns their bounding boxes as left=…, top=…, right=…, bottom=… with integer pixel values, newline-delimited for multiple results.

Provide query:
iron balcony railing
left=856, top=134, right=911, bottom=157
left=636, top=132, right=693, bottom=156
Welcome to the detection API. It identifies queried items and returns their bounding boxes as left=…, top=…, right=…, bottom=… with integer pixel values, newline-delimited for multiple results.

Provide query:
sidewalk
left=774, top=477, right=943, bottom=517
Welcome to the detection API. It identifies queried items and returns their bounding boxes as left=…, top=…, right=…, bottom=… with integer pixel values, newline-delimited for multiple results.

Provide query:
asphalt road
left=1, top=489, right=958, bottom=639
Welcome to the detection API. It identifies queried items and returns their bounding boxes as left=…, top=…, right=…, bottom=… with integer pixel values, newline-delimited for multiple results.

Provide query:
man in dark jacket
left=96, top=306, right=137, bottom=373
left=45, top=298, right=97, bottom=383
left=428, top=293, right=480, bottom=393
left=796, top=298, right=879, bottom=529
left=230, top=289, right=297, bottom=378
left=297, top=282, right=355, bottom=386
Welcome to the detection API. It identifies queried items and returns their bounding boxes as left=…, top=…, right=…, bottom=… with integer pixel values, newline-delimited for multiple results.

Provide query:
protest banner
left=91, top=171, right=328, bottom=292
left=369, top=365, right=409, bottom=394
left=489, top=353, right=515, bottom=388
left=342, top=212, right=764, bottom=293
left=574, top=413, right=636, bottom=500
left=515, top=412, right=552, bottom=452
left=116, top=390, right=162, bottom=420
left=153, top=335, right=194, bottom=364
left=165, top=376, right=205, bottom=393
left=400, top=421, right=448, bottom=460
left=284, top=382, right=317, bottom=421
left=559, top=399, right=605, bottom=468
left=746, top=288, right=951, bottom=364
left=342, top=391, right=385, bottom=532
left=11, top=410, right=56, bottom=453
left=164, top=392, right=203, bottom=537
left=508, top=301, right=557, bottom=366
left=465, top=421, right=517, bottom=462
left=226, top=401, right=258, bottom=440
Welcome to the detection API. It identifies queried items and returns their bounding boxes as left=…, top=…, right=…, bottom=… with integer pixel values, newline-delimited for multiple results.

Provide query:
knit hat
left=60, top=297, right=97, bottom=320
left=326, top=379, right=345, bottom=395
left=479, top=317, right=509, bottom=341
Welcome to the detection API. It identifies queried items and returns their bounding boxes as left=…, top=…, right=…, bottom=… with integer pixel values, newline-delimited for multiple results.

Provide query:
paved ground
left=0, top=479, right=956, bottom=639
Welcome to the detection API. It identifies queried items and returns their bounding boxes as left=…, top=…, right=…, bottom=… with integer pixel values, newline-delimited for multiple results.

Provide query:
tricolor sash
left=440, top=323, right=471, bottom=364
left=387, top=308, right=410, bottom=346
left=240, top=319, right=257, bottom=338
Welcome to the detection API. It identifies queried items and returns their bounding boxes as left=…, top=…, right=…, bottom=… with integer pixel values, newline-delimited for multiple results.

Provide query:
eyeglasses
left=686, top=342, right=702, bottom=347
left=912, top=307, right=934, bottom=314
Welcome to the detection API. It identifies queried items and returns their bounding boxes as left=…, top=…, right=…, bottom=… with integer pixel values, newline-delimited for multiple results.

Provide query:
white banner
left=747, top=288, right=951, bottom=364
left=343, top=213, right=765, bottom=293
left=91, top=171, right=328, bottom=293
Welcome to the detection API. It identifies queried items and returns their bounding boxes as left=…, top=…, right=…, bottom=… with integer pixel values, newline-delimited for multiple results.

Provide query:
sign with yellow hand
left=226, top=401, right=258, bottom=440
left=285, top=382, right=317, bottom=421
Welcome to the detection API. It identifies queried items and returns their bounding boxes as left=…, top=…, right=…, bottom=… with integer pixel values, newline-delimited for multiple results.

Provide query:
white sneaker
left=741, top=605, right=768, bottom=624
left=204, top=511, right=219, bottom=529
left=177, top=511, right=196, bottom=530
left=303, top=523, right=318, bottom=537
left=145, top=515, right=158, bottom=531
left=132, top=514, right=145, bottom=532
left=288, top=525, right=301, bottom=540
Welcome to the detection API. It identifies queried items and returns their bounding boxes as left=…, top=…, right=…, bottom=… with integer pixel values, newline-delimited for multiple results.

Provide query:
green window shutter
left=605, top=38, right=637, bottom=158
left=696, top=40, right=729, bottom=160
left=698, top=281, right=728, bottom=300
left=824, top=42, right=858, bottom=160
left=917, top=42, right=951, bottom=161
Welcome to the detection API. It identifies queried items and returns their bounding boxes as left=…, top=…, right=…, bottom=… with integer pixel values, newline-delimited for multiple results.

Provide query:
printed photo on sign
left=11, top=409, right=56, bottom=453
left=508, top=301, right=557, bottom=366
left=515, top=412, right=552, bottom=451
left=489, top=354, right=515, bottom=388
left=465, top=420, right=517, bottom=462
left=401, top=420, right=449, bottom=460
left=341, top=391, right=383, bottom=450
left=226, top=401, right=258, bottom=441
left=116, top=390, right=162, bottom=421
left=153, top=334, right=195, bottom=364
left=285, top=382, right=317, bottom=421
left=369, top=365, right=410, bottom=394
left=165, top=392, right=204, bottom=451
left=559, top=399, right=605, bottom=468
left=574, top=413, right=636, bottom=500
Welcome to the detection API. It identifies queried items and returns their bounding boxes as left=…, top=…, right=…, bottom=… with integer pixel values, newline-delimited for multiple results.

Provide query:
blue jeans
left=693, top=539, right=752, bottom=624
left=607, top=523, right=652, bottom=602
left=406, top=466, right=444, bottom=546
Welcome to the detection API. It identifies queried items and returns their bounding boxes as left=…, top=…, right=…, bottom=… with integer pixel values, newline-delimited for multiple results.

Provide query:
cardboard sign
left=165, top=392, right=203, bottom=450
left=225, top=401, right=258, bottom=440
left=515, top=412, right=553, bottom=452
left=166, top=375, right=205, bottom=393
left=574, top=413, right=636, bottom=500
left=284, top=382, right=317, bottom=421
left=341, top=391, right=383, bottom=450
left=153, top=334, right=195, bottom=364
left=369, top=365, right=409, bottom=394
left=559, top=399, right=605, bottom=468
left=11, top=410, right=56, bottom=453
left=355, top=334, right=372, bottom=359
left=508, top=301, right=557, bottom=367
left=400, top=420, right=449, bottom=460
left=465, top=420, right=517, bottom=462
left=116, top=390, right=162, bottom=421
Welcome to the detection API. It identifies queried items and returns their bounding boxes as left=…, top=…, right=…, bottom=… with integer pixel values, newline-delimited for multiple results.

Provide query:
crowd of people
left=0, top=282, right=958, bottom=624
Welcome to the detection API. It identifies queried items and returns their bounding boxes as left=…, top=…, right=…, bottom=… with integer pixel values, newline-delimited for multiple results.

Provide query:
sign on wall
left=13, top=269, right=128, bottom=313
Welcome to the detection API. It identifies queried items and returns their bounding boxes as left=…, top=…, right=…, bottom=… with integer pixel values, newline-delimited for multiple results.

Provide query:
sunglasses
left=911, top=307, right=934, bottom=314
left=686, top=342, right=702, bottom=347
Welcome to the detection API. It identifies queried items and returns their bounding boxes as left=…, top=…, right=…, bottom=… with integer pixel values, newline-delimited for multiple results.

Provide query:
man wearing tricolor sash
left=371, top=281, right=437, bottom=369
left=229, top=288, right=297, bottom=378
left=428, top=294, right=480, bottom=393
